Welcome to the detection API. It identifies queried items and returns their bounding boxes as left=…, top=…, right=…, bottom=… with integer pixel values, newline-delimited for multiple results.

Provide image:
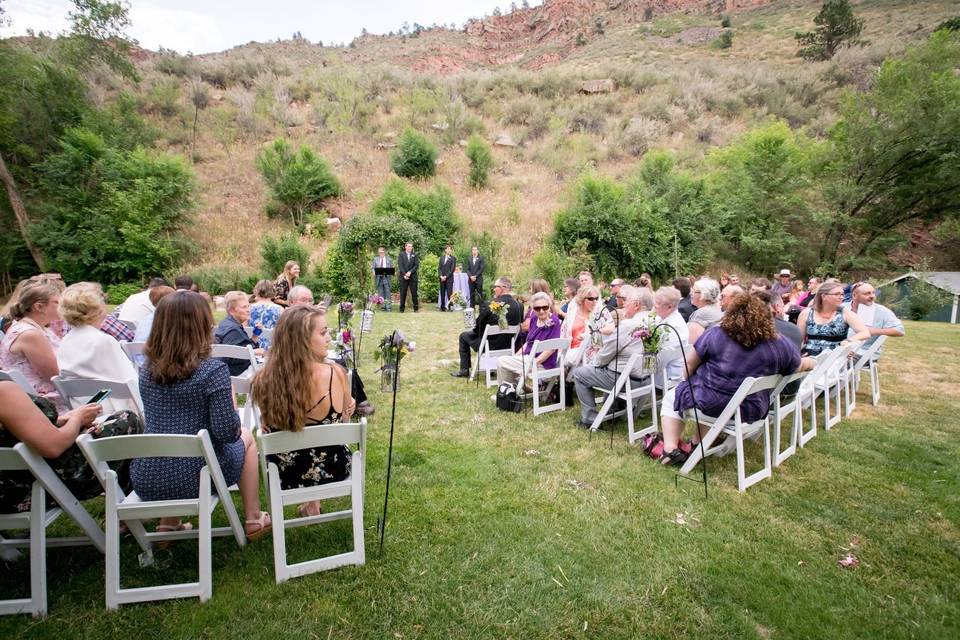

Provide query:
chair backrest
left=710, top=374, right=783, bottom=429
left=52, top=375, right=144, bottom=415
left=210, top=344, right=258, bottom=372
left=120, top=342, right=147, bottom=367
left=0, top=446, right=28, bottom=473
left=230, top=375, right=260, bottom=429
left=528, top=337, right=570, bottom=360
left=0, top=368, right=37, bottom=395
left=477, top=324, right=520, bottom=358
left=258, top=418, right=367, bottom=459
left=852, top=335, right=887, bottom=372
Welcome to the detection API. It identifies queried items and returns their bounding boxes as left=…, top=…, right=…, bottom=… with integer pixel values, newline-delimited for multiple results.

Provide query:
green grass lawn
left=2, top=312, right=959, bottom=638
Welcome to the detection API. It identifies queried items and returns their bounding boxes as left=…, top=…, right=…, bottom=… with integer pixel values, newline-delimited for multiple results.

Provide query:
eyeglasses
left=532, top=305, right=549, bottom=312
left=585, top=296, right=599, bottom=301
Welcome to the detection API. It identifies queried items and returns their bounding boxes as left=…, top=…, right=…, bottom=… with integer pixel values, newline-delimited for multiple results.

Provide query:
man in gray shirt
left=849, top=282, right=904, bottom=355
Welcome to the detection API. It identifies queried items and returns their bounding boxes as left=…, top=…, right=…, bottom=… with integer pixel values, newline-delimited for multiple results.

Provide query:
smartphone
left=86, top=389, right=112, bottom=405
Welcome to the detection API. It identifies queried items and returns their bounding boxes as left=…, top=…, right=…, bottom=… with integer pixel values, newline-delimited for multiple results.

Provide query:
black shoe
left=450, top=370, right=470, bottom=378
left=574, top=418, right=593, bottom=429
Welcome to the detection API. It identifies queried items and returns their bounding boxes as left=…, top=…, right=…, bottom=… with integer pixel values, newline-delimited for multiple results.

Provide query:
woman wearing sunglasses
left=496, top=292, right=561, bottom=391
left=560, top=285, right=607, bottom=368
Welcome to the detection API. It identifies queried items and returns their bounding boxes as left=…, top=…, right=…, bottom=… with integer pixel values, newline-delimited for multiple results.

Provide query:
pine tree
left=795, top=0, right=864, bottom=61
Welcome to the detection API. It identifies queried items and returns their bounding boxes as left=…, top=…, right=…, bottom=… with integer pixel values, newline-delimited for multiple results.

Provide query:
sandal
left=155, top=520, right=193, bottom=549
left=658, top=447, right=689, bottom=466
left=245, top=511, right=272, bottom=541
left=297, top=502, right=322, bottom=518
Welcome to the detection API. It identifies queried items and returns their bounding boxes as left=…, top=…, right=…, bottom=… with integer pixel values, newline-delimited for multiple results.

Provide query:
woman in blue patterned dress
left=131, top=291, right=271, bottom=539
left=247, top=280, right=282, bottom=350
left=797, top=281, right=870, bottom=356
left=252, top=305, right=354, bottom=518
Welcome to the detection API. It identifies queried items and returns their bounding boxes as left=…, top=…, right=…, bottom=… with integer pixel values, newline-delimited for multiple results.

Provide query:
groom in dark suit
left=466, top=245, right=484, bottom=307
left=438, top=245, right=456, bottom=311
left=397, top=241, right=419, bottom=312
left=451, top=276, right=524, bottom=378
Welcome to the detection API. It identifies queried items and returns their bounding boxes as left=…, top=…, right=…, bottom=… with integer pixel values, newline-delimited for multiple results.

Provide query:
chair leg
left=268, top=465, right=288, bottom=584
left=29, top=482, right=47, bottom=617
left=351, top=452, right=365, bottom=566
left=198, top=469, right=212, bottom=603
left=870, top=362, right=881, bottom=405
left=104, top=479, right=121, bottom=611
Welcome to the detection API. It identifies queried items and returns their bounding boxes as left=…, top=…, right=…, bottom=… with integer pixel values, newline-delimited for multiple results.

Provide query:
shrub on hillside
left=418, top=254, right=440, bottom=304
left=466, top=135, right=493, bottom=189
left=187, top=265, right=260, bottom=296
left=34, top=128, right=195, bottom=284
left=712, top=30, right=733, bottom=49
left=390, top=128, right=438, bottom=179
left=255, top=138, right=342, bottom=227
left=104, top=282, right=142, bottom=306
left=260, top=232, right=310, bottom=279
left=370, top=179, right=460, bottom=255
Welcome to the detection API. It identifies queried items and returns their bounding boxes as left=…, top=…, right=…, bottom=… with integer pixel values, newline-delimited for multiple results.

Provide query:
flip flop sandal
left=245, top=511, right=272, bottom=541
left=155, top=521, right=193, bottom=549
left=658, top=447, right=689, bottom=466
left=297, top=503, right=322, bottom=518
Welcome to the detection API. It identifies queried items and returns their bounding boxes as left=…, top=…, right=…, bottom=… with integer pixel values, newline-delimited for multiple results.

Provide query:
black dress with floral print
left=0, top=395, right=143, bottom=512
left=265, top=369, right=352, bottom=489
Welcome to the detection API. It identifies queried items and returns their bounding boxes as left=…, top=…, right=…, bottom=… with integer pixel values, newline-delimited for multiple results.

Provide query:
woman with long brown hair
left=657, top=293, right=815, bottom=466
left=796, top=281, right=870, bottom=356
left=252, top=305, right=354, bottom=517
left=273, top=260, right=300, bottom=307
left=131, top=291, right=270, bottom=539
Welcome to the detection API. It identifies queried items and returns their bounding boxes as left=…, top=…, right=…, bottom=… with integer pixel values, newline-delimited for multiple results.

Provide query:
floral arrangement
left=631, top=311, right=663, bottom=353
left=449, top=290, right=465, bottom=308
left=337, top=301, right=354, bottom=327
left=489, top=300, right=508, bottom=328
left=587, top=308, right=608, bottom=347
left=367, top=293, right=385, bottom=308
left=376, top=330, right=415, bottom=368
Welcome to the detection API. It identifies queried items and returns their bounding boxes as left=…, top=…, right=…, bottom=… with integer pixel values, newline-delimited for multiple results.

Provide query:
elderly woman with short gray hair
left=496, top=292, right=562, bottom=391
left=213, top=290, right=264, bottom=376
left=686, top=278, right=722, bottom=345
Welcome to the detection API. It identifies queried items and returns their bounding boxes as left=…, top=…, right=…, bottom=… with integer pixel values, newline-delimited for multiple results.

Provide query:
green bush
left=370, top=179, right=460, bottom=255
left=418, top=254, right=440, bottom=305
left=147, top=79, right=181, bottom=117
left=899, top=279, right=952, bottom=321
left=259, top=232, right=310, bottom=278
left=314, top=243, right=352, bottom=299
left=187, top=265, right=260, bottom=296
left=390, top=128, right=438, bottom=179
left=712, top=29, right=733, bottom=49
left=255, top=138, right=342, bottom=226
left=34, top=128, right=196, bottom=284
left=104, top=282, right=143, bottom=305
left=465, top=134, right=493, bottom=189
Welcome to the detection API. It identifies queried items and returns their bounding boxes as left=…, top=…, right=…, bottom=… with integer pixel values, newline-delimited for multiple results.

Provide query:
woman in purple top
left=657, top=293, right=815, bottom=466
left=496, top=292, right=562, bottom=390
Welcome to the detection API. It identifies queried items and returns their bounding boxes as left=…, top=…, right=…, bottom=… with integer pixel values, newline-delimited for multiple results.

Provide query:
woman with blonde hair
left=252, top=305, right=355, bottom=517
left=797, top=281, right=870, bottom=356
left=0, top=280, right=64, bottom=409
left=561, top=284, right=608, bottom=367
left=274, top=260, right=301, bottom=307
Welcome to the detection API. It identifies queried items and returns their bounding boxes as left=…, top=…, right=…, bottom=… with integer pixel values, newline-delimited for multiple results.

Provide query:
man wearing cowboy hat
left=770, top=268, right=794, bottom=301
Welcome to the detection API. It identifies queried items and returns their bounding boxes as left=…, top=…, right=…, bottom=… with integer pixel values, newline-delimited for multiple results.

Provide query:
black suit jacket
left=398, top=252, right=419, bottom=278
left=470, top=294, right=523, bottom=350
left=467, top=255, right=484, bottom=278
left=439, top=254, right=456, bottom=278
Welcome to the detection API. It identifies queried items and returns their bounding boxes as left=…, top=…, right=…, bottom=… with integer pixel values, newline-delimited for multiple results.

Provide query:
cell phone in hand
left=86, top=388, right=112, bottom=405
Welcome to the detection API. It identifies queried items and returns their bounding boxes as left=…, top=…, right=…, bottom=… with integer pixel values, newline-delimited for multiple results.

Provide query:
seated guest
left=578, top=271, right=594, bottom=289
left=561, top=285, right=606, bottom=368
left=797, top=281, right=870, bottom=356
left=719, top=273, right=730, bottom=291
left=214, top=291, right=265, bottom=376
left=789, top=279, right=805, bottom=305
left=0, top=280, right=64, bottom=410
left=288, top=285, right=315, bottom=307
left=657, top=293, right=816, bottom=465
left=56, top=283, right=140, bottom=415
left=132, top=285, right=175, bottom=345
left=496, top=292, right=561, bottom=390
left=797, top=276, right=821, bottom=308
left=673, top=277, right=695, bottom=322
left=557, top=278, right=579, bottom=320
left=97, top=308, right=134, bottom=343
left=753, top=290, right=802, bottom=349
left=770, top=269, right=793, bottom=300
left=653, top=286, right=690, bottom=379
left=0, top=381, right=141, bottom=513
left=174, top=275, right=194, bottom=290
left=132, top=291, right=270, bottom=539
left=274, top=260, right=300, bottom=307
left=606, top=279, right=625, bottom=311
left=452, top=277, right=524, bottom=378
left=248, top=280, right=282, bottom=350
left=634, top=273, right=653, bottom=289
left=117, top=277, right=169, bottom=326
left=749, top=277, right=771, bottom=293
left=686, top=278, right=722, bottom=346
left=719, top=284, right=744, bottom=311
left=848, top=282, right=905, bottom=355
left=520, top=279, right=554, bottom=336
left=252, top=305, right=355, bottom=517
left=571, top=286, right=648, bottom=427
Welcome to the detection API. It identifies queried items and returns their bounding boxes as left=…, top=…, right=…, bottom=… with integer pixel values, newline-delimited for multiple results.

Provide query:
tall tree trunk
left=0, top=151, right=45, bottom=271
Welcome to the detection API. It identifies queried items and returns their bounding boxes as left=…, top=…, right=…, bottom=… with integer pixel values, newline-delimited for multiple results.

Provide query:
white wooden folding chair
left=843, top=335, right=887, bottom=414
left=679, top=374, right=783, bottom=492
left=77, top=430, right=246, bottom=609
left=518, top=337, right=570, bottom=416
left=230, top=375, right=261, bottom=430
left=51, top=375, right=144, bottom=418
left=257, top=419, right=367, bottom=583
left=588, top=353, right=659, bottom=444
left=0, top=369, right=37, bottom=395
left=653, top=346, right=686, bottom=393
left=0, top=446, right=103, bottom=617
left=769, top=371, right=808, bottom=467
left=471, top=325, right=520, bottom=387
left=211, top=343, right=259, bottom=376
left=813, top=343, right=858, bottom=431
left=120, top=341, right=146, bottom=367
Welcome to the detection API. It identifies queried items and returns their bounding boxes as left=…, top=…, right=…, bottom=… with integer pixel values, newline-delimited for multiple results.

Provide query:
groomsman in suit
left=397, top=241, right=420, bottom=312
left=466, top=245, right=484, bottom=307
left=438, top=245, right=456, bottom=311
left=372, top=246, right=393, bottom=311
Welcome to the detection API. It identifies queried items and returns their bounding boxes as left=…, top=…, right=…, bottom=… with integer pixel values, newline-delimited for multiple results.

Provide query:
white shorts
left=659, top=386, right=718, bottom=422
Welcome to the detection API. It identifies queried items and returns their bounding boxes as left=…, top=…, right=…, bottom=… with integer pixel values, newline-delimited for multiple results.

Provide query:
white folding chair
left=77, top=430, right=246, bottom=609
left=0, top=369, right=37, bottom=395
left=791, top=351, right=833, bottom=448
left=211, top=343, right=259, bottom=376
left=653, top=346, right=686, bottom=393
left=471, top=324, right=520, bottom=387
left=51, top=375, right=144, bottom=418
left=813, top=343, right=858, bottom=431
left=0, top=446, right=103, bottom=617
left=588, top=353, right=659, bottom=444
left=519, top=338, right=570, bottom=416
left=843, top=335, right=888, bottom=414
left=120, top=341, right=146, bottom=367
left=679, top=374, right=783, bottom=492
left=769, top=371, right=808, bottom=467
left=257, top=419, right=367, bottom=583
left=231, top=375, right=261, bottom=430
